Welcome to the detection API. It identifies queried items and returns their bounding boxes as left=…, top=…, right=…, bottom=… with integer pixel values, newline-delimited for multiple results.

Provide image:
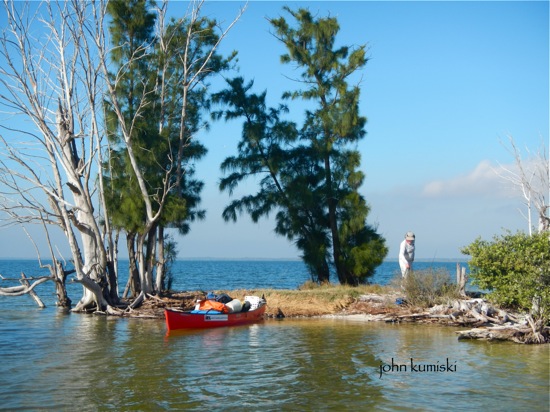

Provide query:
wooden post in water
left=456, top=263, right=468, bottom=297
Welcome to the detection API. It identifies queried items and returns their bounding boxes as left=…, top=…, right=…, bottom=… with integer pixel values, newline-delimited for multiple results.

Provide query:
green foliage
left=103, top=1, right=238, bottom=294
left=269, top=7, right=385, bottom=285
left=335, top=151, right=387, bottom=283
left=461, top=231, right=550, bottom=323
left=214, top=8, right=387, bottom=286
left=107, top=0, right=156, bottom=63
left=400, top=269, right=461, bottom=308
left=104, top=2, right=235, bottom=239
left=104, top=0, right=162, bottom=235
left=161, top=234, right=178, bottom=292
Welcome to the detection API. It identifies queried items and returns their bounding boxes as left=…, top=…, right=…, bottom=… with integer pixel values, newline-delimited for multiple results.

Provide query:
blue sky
left=181, top=0, right=549, bottom=260
left=1, top=0, right=548, bottom=261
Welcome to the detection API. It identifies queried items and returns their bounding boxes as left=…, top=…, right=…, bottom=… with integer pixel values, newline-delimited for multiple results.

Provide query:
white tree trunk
left=0, top=0, right=246, bottom=309
left=498, top=135, right=549, bottom=235
left=0, top=0, right=112, bottom=312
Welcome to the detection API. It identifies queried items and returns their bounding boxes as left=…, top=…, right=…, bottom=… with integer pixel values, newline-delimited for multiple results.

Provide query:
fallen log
left=384, top=312, right=433, bottom=323
left=430, top=298, right=513, bottom=325
left=456, top=326, right=522, bottom=341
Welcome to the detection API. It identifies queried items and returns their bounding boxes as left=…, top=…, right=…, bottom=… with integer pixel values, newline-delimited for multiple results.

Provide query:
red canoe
left=164, top=303, right=267, bottom=331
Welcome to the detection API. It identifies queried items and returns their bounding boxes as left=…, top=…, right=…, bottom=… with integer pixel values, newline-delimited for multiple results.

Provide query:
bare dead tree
left=0, top=0, right=246, bottom=311
left=497, top=135, right=549, bottom=234
left=99, top=0, right=245, bottom=296
left=0, top=0, right=115, bottom=312
left=496, top=136, right=549, bottom=337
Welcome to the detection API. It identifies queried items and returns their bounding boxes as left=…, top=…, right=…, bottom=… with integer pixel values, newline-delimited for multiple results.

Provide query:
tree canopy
left=0, top=1, right=390, bottom=314
left=0, top=0, right=243, bottom=311
left=103, top=0, right=236, bottom=296
left=215, top=7, right=387, bottom=285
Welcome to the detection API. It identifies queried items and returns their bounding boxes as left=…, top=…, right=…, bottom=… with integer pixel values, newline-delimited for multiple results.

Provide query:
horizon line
left=0, top=256, right=469, bottom=262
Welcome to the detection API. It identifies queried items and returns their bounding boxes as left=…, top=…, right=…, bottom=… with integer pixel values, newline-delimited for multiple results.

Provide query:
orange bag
left=198, top=299, right=229, bottom=313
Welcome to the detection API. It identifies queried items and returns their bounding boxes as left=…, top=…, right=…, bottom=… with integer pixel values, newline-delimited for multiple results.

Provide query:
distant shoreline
left=0, top=257, right=469, bottom=262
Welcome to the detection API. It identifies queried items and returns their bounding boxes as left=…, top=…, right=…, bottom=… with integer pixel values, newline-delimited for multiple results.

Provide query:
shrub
left=461, top=231, right=550, bottom=328
left=399, top=268, right=461, bottom=308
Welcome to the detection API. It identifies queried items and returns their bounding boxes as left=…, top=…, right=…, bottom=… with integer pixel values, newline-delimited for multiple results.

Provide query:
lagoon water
left=0, top=259, right=549, bottom=411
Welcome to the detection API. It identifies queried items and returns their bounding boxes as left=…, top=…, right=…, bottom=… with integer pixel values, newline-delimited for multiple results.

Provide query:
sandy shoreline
left=128, top=290, right=548, bottom=344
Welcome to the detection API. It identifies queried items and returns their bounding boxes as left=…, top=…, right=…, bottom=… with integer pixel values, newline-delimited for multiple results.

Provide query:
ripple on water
left=1, top=308, right=549, bottom=411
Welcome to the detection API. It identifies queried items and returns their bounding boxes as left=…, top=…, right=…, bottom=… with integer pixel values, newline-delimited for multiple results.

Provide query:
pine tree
left=104, top=1, right=235, bottom=294
left=215, top=65, right=387, bottom=284
left=214, top=78, right=332, bottom=282
left=269, top=7, right=387, bottom=284
left=104, top=0, right=160, bottom=295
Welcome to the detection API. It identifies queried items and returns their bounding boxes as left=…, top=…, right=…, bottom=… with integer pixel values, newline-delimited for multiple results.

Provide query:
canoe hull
left=164, top=304, right=266, bottom=331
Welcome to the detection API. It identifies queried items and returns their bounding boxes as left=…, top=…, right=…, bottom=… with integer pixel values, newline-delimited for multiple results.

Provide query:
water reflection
left=0, top=312, right=548, bottom=411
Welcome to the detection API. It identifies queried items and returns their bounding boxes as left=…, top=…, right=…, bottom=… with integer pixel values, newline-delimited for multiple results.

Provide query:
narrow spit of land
left=123, top=285, right=548, bottom=344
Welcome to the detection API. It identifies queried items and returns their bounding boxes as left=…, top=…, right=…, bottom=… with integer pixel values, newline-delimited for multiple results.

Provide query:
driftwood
left=127, top=291, right=146, bottom=310
left=350, top=293, right=548, bottom=344
left=428, top=298, right=515, bottom=326
left=456, top=325, right=549, bottom=344
left=449, top=299, right=510, bottom=330
left=1, top=261, right=75, bottom=309
left=0, top=274, right=51, bottom=299
left=384, top=312, right=431, bottom=322
left=20, top=273, right=45, bottom=308
left=456, top=325, right=528, bottom=341
left=432, top=298, right=548, bottom=344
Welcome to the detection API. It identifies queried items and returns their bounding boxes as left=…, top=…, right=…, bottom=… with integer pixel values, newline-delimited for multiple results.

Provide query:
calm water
left=0, top=258, right=469, bottom=299
left=0, top=260, right=548, bottom=411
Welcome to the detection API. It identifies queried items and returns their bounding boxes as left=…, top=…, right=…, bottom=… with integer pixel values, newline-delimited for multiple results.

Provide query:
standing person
left=399, top=232, right=415, bottom=278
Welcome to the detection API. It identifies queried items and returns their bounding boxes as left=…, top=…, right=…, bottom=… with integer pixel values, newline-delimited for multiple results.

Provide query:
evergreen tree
left=216, top=8, right=387, bottom=284
left=104, top=1, right=234, bottom=293
left=270, top=7, right=387, bottom=284
left=214, top=78, right=332, bottom=281
left=104, top=0, right=159, bottom=294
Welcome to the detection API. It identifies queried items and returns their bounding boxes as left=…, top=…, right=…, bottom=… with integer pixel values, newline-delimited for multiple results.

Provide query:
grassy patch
left=223, top=283, right=394, bottom=317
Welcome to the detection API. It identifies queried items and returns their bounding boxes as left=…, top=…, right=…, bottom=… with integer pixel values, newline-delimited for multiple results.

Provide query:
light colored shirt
left=399, top=239, right=415, bottom=267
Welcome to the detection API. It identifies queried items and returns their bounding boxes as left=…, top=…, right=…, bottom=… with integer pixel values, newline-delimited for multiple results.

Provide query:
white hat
left=405, top=231, right=415, bottom=240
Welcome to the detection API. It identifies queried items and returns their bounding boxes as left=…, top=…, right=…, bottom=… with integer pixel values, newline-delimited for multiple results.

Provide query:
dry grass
left=136, top=283, right=403, bottom=318
left=393, top=269, right=462, bottom=308
left=223, top=283, right=396, bottom=317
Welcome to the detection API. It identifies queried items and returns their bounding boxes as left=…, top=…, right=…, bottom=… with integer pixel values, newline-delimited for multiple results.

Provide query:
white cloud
left=422, top=160, right=516, bottom=198
left=365, top=184, right=527, bottom=259
left=365, top=155, right=548, bottom=258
